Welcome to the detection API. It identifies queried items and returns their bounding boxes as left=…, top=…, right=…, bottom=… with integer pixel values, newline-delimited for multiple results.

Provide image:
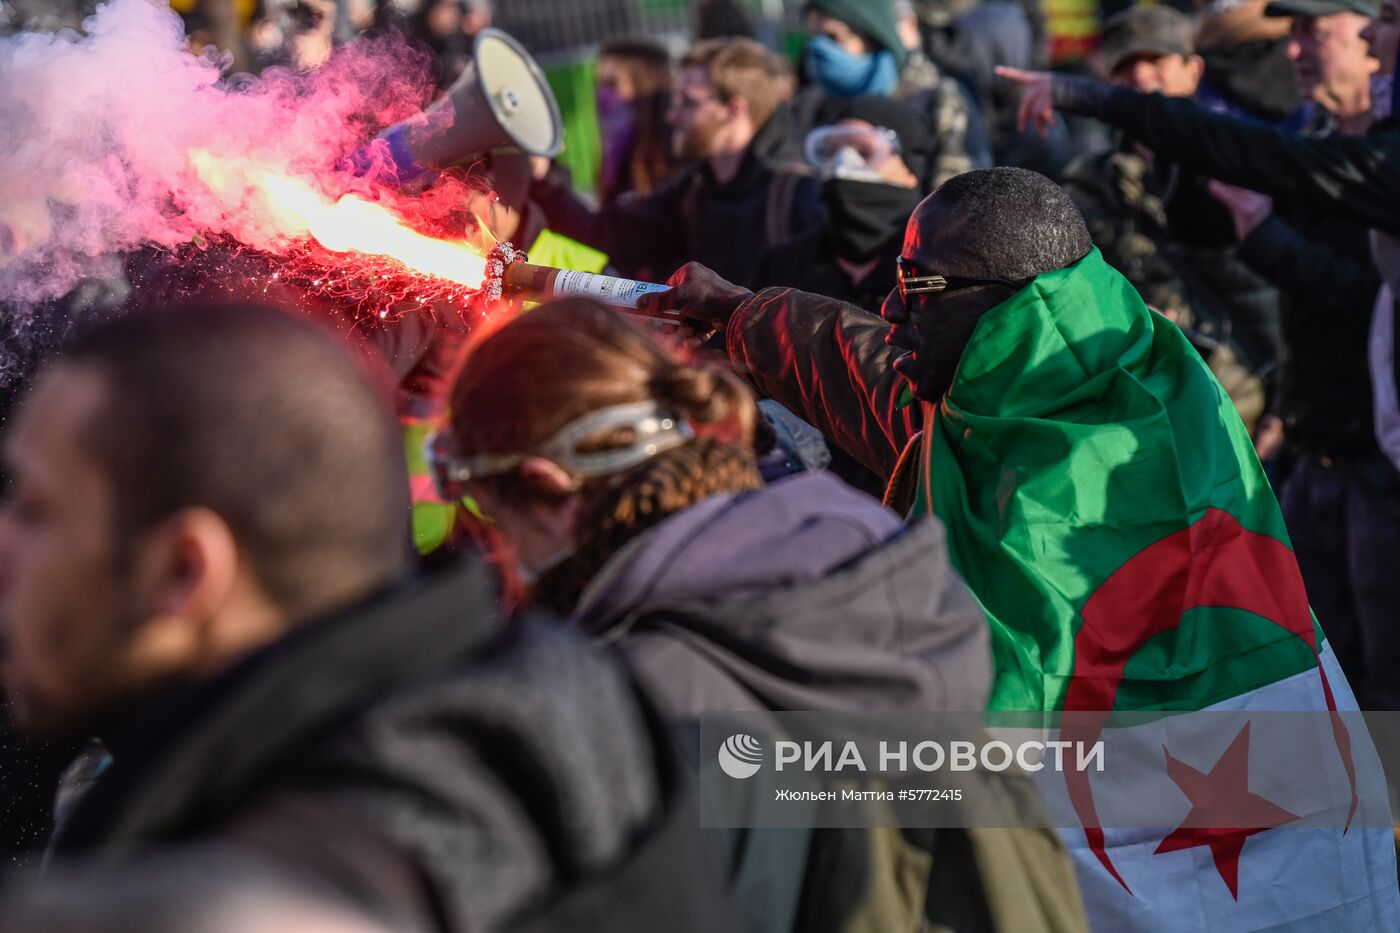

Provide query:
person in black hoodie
left=434, top=297, right=1088, bottom=933
left=0, top=303, right=729, bottom=932
left=750, top=95, right=936, bottom=495
left=751, top=95, right=935, bottom=310
left=531, top=37, right=823, bottom=286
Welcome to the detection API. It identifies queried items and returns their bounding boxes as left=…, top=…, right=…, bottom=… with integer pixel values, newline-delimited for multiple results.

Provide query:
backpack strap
left=765, top=162, right=814, bottom=247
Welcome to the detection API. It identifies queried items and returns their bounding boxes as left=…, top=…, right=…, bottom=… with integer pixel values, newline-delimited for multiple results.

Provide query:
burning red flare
left=187, top=149, right=491, bottom=303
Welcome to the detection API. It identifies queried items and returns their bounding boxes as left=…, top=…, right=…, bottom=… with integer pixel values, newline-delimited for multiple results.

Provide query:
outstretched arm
left=640, top=264, right=921, bottom=479
left=998, top=67, right=1400, bottom=236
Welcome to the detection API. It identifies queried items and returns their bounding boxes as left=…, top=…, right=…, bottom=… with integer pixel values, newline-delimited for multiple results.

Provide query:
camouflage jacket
left=1060, top=142, right=1282, bottom=428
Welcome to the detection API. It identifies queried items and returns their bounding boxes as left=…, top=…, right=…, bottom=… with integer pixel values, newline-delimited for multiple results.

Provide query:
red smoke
left=0, top=0, right=497, bottom=315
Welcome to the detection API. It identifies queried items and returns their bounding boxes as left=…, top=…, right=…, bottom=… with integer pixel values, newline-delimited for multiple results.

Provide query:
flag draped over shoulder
left=910, top=248, right=1400, bottom=930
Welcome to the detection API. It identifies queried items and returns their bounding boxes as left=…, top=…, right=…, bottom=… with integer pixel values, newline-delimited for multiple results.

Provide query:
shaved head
left=884, top=167, right=1093, bottom=403
left=905, top=167, right=1092, bottom=278
left=56, top=304, right=410, bottom=616
left=0, top=302, right=411, bottom=736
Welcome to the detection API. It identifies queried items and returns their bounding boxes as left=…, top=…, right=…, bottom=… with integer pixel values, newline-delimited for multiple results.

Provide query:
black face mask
left=821, top=179, right=923, bottom=262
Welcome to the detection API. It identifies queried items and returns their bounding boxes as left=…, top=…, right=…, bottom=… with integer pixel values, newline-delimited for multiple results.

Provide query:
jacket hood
left=574, top=472, right=990, bottom=714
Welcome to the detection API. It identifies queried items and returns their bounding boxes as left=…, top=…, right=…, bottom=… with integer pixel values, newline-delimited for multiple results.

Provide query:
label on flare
left=553, top=269, right=670, bottom=309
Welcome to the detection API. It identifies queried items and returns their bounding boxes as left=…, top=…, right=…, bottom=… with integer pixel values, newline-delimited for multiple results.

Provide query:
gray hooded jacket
left=570, top=474, right=1086, bottom=933
left=574, top=471, right=990, bottom=718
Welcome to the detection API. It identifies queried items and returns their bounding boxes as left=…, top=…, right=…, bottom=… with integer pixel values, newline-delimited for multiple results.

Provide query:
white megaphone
left=379, top=28, right=563, bottom=177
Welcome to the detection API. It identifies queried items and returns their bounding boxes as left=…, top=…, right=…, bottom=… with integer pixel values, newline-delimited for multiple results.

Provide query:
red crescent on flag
left=1060, top=508, right=1356, bottom=894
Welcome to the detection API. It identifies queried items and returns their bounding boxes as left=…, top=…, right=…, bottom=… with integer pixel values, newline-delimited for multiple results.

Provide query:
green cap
left=1264, top=0, right=1380, bottom=18
left=804, top=0, right=910, bottom=67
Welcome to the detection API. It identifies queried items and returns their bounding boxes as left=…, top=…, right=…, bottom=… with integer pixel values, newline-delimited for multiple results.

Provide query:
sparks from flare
left=186, top=149, right=490, bottom=293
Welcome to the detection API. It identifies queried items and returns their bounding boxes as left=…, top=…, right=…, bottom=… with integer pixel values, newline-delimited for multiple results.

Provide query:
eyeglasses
left=895, top=256, right=1031, bottom=304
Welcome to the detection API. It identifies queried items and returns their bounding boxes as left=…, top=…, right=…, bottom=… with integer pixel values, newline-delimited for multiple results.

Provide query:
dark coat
left=1058, top=83, right=1400, bottom=237
left=47, top=560, right=732, bottom=933
left=531, top=103, right=823, bottom=286
left=1238, top=158, right=1383, bottom=457
left=575, top=472, right=989, bottom=716
left=1053, top=82, right=1400, bottom=447
left=726, top=288, right=919, bottom=483
left=748, top=232, right=901, bottom=496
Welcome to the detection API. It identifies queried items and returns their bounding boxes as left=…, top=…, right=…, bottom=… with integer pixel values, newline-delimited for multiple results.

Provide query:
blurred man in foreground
left=0, top=303, right=726, bottom=932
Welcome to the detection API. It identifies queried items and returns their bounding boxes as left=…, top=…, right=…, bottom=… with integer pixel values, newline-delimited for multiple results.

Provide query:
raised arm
left=998, top=67, right=1400, bottom=236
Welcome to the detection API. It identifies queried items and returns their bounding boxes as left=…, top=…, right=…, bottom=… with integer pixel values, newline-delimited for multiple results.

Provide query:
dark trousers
left=1282, top=454, right=1400, bottom=710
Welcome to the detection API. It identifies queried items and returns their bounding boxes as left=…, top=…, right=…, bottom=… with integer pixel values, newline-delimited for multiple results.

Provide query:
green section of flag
left=1117, top=607, right=1319, bottom=711
left=912, top=249, right=1299, bottom=713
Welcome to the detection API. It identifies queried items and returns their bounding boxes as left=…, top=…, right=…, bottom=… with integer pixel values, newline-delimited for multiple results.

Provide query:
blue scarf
left=804, top=35, right=899, bottom=98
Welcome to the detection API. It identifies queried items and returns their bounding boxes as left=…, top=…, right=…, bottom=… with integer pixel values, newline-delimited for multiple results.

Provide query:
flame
left=187, top=149, right=487, bottom=289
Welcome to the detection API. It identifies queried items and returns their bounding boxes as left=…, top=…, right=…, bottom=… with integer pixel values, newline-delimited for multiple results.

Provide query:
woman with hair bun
left=435, top=297, right=1084, bottom=933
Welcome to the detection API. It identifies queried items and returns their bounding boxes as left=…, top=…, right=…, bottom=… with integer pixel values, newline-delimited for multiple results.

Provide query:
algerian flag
left=911, top=249, right=1400, bottom=930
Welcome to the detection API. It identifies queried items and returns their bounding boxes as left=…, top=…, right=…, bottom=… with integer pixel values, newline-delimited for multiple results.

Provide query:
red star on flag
left=1154, top=722, right=1299, bottom=899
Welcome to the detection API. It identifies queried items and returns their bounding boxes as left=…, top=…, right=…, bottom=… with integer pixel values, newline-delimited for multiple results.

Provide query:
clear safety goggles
left=804, top=124, right=902, bottom=182
left=426, top=401, right=694, bottom=500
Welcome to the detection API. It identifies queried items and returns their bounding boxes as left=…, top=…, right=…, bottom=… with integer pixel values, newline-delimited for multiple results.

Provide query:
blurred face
left=882, top=200, right=1020, bottom=402
left=805, top=10, right=871, bottom=55
left=1110, top=52, right=1204, bottom=96
left=0, top=367, right=144, bottom=736
left=669, top=66, right=729, bottom=159
left=597, top=57, right=637, bottom=102
left=1290, top=12, right=1376, bottom=106
left=1361, top=0, right=1400, bottom=76
left=463, top=1, right=491, bottom=37
left=426, top=0, right=462, bottom=38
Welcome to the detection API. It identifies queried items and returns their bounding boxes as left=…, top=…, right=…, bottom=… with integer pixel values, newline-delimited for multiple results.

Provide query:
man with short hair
left=641, top=166, right=1400, bottom=930
left=0, top=304, right=727, bottom=933
left=532, top=37, right=822, bottom=285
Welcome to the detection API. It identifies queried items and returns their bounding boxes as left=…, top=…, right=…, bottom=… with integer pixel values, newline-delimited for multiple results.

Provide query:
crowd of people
left=5, top=0, right=1400, bottom=930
